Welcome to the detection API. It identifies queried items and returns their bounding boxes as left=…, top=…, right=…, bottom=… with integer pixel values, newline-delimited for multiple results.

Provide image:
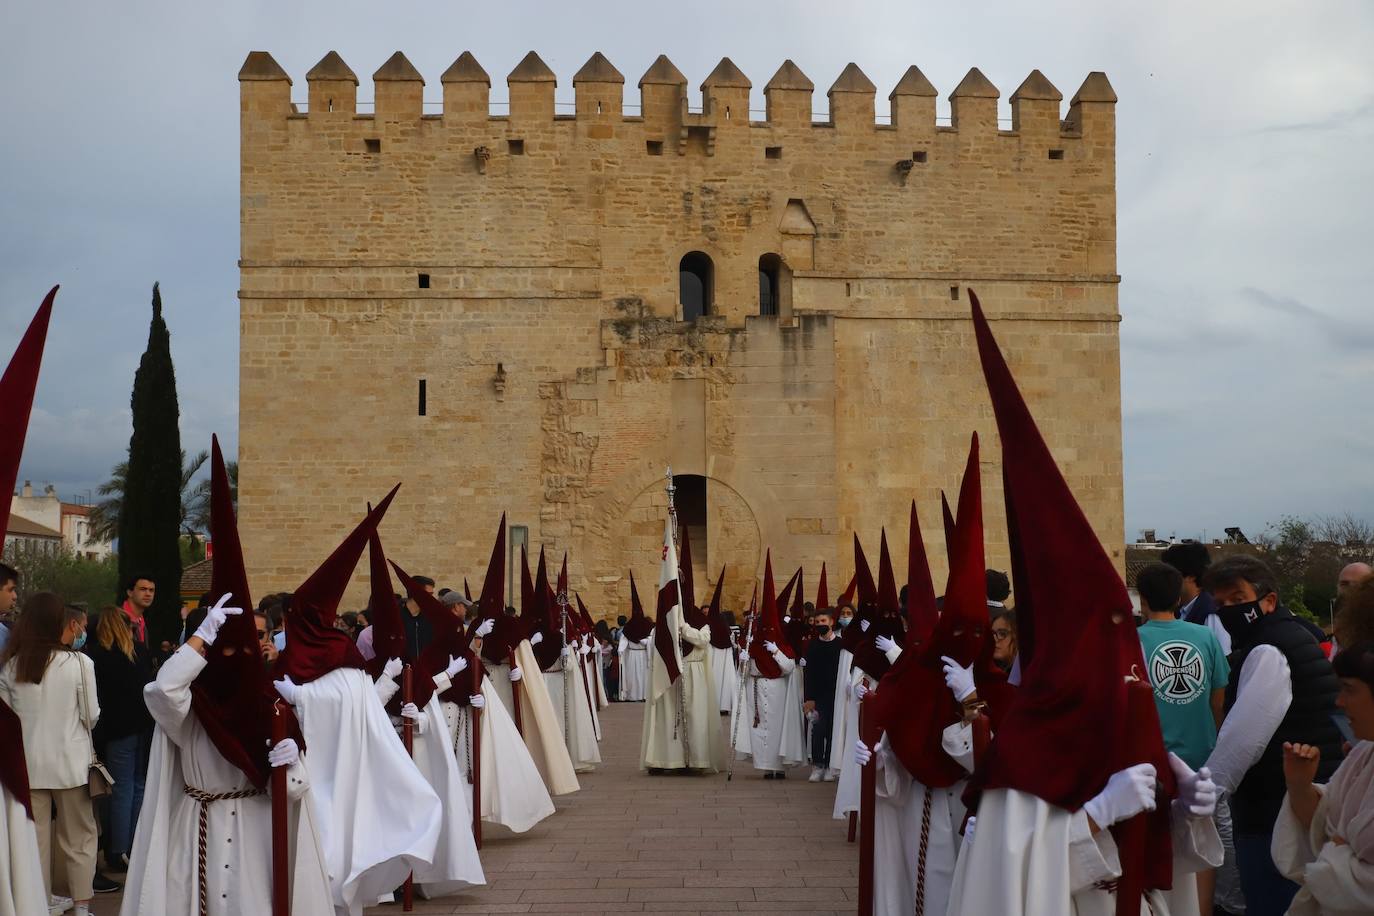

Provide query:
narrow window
left=913, top=150, right=928, bottom=163
left=759, top=254, right=782, bottom=317
left=679, top=251, right=714, bottom=321
left=765, top=146, right=782, bottom=160
left=1048, top=149, right=1064, bottom=160
left=417, top=273, right=430, bottom=289
left=508, top=139, right=525, bottom=155
left=596, top=101, right=602, bottom=114
left=328, top=98, right=334, bottom=112
left=364, top=138, right=381, bottom=154
left=725, top=105, right=731, bottom=120
left=418, top=379, right=427, bottom=416
left=950, top=285, right=960, bottom=300
left=845, top=282, right=852, bottom=297
left=646, top=140, right=664, bottom=156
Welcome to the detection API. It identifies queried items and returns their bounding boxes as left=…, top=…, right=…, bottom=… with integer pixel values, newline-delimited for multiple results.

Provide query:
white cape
left=833, top=662, right=866, bottom=819
left=404, top=691, right=485, bottom=898
left=0, top=787, right=45, bottom=916
left=709, top=645, right=736, bottom=714
left=444, top=675, right=556, bottom=834
left=543, top=655, right=601, bottom=772
left=497, top=641, right=580, bottom=795
left=618, top=639, right=649, bottom=701
left=121, top=645, right=333, bottom=916
left=295, top=667, right=441, bottom=916
left=728, top=656, right=806, bottom=772
left=640, top=624, right=726, bottom=771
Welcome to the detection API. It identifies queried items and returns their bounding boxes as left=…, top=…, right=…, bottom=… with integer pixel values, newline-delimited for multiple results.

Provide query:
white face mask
left=839, top=616, right=853, bottom=628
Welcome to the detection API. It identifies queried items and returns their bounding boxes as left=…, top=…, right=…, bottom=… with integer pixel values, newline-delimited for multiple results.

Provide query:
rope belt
left=913, top=785, right=935, bottom=915
left=184, top=783, right=263, bottom=916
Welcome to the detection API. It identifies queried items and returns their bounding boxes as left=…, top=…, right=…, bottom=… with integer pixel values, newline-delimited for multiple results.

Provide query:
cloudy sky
left=4, top=0, right=1371, bottom=542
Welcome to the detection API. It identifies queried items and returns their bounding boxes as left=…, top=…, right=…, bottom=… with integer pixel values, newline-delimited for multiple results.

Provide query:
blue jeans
left=1235, top=830, right=1299, bottom=916
left=103, top=732, right=150, bottom=857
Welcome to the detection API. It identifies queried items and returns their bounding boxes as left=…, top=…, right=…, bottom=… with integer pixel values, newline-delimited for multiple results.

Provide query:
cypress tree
left=118, top=283, right=184, bottom=647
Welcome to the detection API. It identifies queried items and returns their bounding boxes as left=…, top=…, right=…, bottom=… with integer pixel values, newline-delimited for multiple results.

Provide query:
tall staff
left=400, top=666, right=415, bottom=912
left=469, top=645, right=483, bottom=849
left=856, top=693, right=878, bottom=916
left=665, top=467, right=692, bottom=768
left=507, top=647, right=523, bottom=736
left=271, top=700, right=289, bottom=916
left=725, top=586, right=757, bottom=782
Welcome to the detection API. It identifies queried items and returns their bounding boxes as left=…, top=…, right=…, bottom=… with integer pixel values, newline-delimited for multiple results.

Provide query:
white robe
left=293, top=667, right=442, bottom=916
left=728, top=653, right=806, bottom=773
left=640, top=623, right=726, bottom=771
left=946, top=787, right=1222, bottom=916
left=0, top=783, right=44, bottom=916
left=374, top=673, right=484, bottom=900
left=594, top=647, right=611, bottom=710
left=491, top=641, right=580, bottom=796
left=709, top=644, right=736, bottom=714
left=543, top=651, right=601, bottom=772
left=828, top=648, right=854, bottom=773
left=871, top=725, right=974, bottom=916
left=121, top=645, right=333, bottom=916
left=1272, top=741, right=1374, bottom=916
left=833, top=662, right=868, bottom=820
left=618, top=638, right=650, bottom=701
left=442, top=675, right=555, bottom=834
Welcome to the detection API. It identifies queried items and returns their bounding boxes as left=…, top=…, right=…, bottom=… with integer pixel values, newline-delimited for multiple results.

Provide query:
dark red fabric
left=706, top=569, right=733, bottom=649
left=528, top=550, right=562, bottom=671
left=872, top=437, right=991, bottom=788
left=194, top=436, right=304, bottom=789
left=940, top=491, right=956, bottom=565
left=653, top=578, right=682, bottom=683
left=962, top=291, right=1174, bottom=898
left=783, top=568, right=810, bottom=656
left=518, top=545, right=537, bottom=636
left=849, top=532, right=905, bottom=678
left=0, top=697, right=33, bottom=818
left=836, top=572, right=857, bottom=610
left=364, top=527, right=406, bottom=679
left=391, top=560, right=466, bottom=709
left=276, top=491, right=397, bottom=685
left=904, top=501, right=939, bottom=650
left=0, top=286, right=56, bottom=551
left=622, top=571, right=654, bottom=642
left=815, top=563, right=829, bottom=609
left=748, top=551, right=786, bottom=677
left=576, top=594, right=596, bottom=635
left=839, top=536, right=877, bottom=655
left=475, top=516, right=521, bottom=664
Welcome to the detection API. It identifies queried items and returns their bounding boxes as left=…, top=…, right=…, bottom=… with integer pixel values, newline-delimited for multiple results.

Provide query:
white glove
left=475, top=618, right=495, bottom=638
left=798, top=657, right=807, bottom=667
left=562, top=643, right=575, bottom=659
left=763, top=640, right=779, bottom=654
left=268, top=738, right=299, bottom=768
left=1169, top=753, right=1217, bottom=818
left=701, top=625, right=712, bottom=641
left=783, top=615, right=791, bottom=624
left=381, top=657, right=403, bottom=680
left=194, top=594, right=244, bottom=645
left=940, top=655, right=976, bottom=702
left=469, top=694, right=485, bottom=708
left=853, top=681, right=870, bottom=702
left=579, top=642, right=592, bottom=656
left=877, top=635, right=902, bottom=664
left=509, top=666, right=523, bottom=683
left=962, top=815, right=976, bottom=848
left=854, top=739, right=873, bottom=766
left=639, top=637, right=652, bottom=647
left=400, top=702, right=427, bottom=735
left=530, top=631, right=544, bottom=646
left=273, top=676, right=300, bottom=705
left=445, top=655, right=468, bottom=678
left=1083, top=763, right=1158, bottom=830
left=860, top=619, right=870, bottom=633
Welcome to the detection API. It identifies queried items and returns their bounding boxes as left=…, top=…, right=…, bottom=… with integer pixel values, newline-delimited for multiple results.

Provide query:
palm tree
left=87, top=449, right=228, bottom=541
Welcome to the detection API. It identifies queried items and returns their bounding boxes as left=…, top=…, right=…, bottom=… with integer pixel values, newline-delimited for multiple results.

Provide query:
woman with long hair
left=0, top=593, right=100, bottom=916
left=86, top=604, right=153, bottom=872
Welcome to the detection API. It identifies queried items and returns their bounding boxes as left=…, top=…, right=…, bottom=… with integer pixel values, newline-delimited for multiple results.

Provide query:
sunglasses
left=992, top=629, right=1012, bottom=641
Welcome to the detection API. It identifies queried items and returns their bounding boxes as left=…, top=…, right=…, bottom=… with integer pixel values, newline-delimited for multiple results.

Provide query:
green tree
left=117, top=283, right=184, bottom=646
left=88, top=449, right=221, bottom=543
left=7, top=543, right=118, bottom=611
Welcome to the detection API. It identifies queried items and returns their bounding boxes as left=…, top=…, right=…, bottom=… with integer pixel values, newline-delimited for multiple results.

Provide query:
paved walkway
left=94, top=701, right=857, bottom=915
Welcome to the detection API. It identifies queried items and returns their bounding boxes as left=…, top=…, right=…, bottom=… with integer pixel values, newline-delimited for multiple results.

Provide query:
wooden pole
left=507, top=648, right=523, bottom=736
left=271, top=701, right=290, bottom=916
left=856, top=695, right=878, bottom=916
left=401, top=665, right=415, bottom=912
left=470, top=657, right=483, bottom=849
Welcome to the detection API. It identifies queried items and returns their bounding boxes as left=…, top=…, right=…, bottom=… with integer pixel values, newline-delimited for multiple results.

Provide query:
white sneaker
left=823, top=768, right=839, bottom=782
left=74, top=906, right=90, bottom=916
left=808, top=767, right=823, bottom=782
left=48, top=896, right=73, bottom=916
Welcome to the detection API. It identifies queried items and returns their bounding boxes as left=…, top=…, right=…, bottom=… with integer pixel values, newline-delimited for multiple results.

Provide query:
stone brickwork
left=237, top=50, right=1123, bottom=615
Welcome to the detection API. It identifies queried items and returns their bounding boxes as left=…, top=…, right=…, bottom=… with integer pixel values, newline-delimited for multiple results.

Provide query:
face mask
left=1216, top=600, right=1264, bottom=638
left=838, top=617, right=853, bottom=628
left=72, top=632, right=87, bottom=651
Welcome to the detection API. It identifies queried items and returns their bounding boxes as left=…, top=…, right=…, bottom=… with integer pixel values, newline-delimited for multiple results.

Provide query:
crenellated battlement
left=238, top=50, right=1114, bottom=141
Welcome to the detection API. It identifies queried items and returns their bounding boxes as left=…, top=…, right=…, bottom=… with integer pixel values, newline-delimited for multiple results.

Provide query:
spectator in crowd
left=1273, top=640, right=1374, bottom=913
left=836, top=603, right=855, bottom=629
left=1136, top=562, right=1230, bottom=914
left=0, top=561, right=17, bottom=654
left=0, top=594, right=101, bottom=916
left=801, top=608, right=842, bottom=782
left=120, top=573, right=154, bottom=648
left=1202, top=555, right=1346, bottom=916
left=1163, top=540, right=1219, bottom=629
left=85, top=605, right=154, bottom=873
left=254, top=609, right=279, bottom=664
left=403, top=576, right=436, bottom=657
left=1336, top=561, right=1372, bottom=599
left=985, top=568, right=1011, bottom=616
left=990, top=608, right=1017, bottom=674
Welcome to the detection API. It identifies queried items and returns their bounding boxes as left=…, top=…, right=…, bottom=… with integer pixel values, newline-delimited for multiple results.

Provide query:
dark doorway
left=759, top=254, right=782, bottom=316
left=673, top=474, right=708, bottom=593
left=679, top=252, right=713, bottom=321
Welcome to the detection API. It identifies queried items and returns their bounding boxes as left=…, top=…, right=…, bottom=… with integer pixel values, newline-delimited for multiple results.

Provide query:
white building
left=11, top=481, right=113, bottom=560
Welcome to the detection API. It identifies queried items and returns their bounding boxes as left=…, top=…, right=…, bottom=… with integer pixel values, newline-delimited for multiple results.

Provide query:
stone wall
left=237, top=51, right=1123, bottom=617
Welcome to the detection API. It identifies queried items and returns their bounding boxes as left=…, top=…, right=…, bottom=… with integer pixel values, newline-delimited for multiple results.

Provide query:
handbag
left=78, top=655, right=114, bottom=799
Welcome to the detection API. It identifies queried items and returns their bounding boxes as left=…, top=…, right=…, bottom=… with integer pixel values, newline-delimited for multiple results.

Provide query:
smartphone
left=1331, top=712, right=1356, bottom=746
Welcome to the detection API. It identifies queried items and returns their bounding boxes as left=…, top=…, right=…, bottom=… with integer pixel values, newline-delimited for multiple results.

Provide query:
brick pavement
left=94, top=701, right=857, bottom=915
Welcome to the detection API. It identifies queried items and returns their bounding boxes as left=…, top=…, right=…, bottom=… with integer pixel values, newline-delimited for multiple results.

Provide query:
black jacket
left=85, top=639, right=154, bottom=746
left=803, top=636, right=843, bottom=708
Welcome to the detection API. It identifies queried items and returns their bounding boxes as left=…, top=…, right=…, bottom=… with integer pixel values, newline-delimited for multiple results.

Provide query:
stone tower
left=237, top=50, right=1122, bottom=615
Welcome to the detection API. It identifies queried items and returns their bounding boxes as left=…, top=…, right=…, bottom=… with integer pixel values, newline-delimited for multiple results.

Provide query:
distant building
left=180, top=557, right=213, bottom=609
left=4, top=511, right=63, bottom=555
left=11, top=481, right=113, bottom=560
